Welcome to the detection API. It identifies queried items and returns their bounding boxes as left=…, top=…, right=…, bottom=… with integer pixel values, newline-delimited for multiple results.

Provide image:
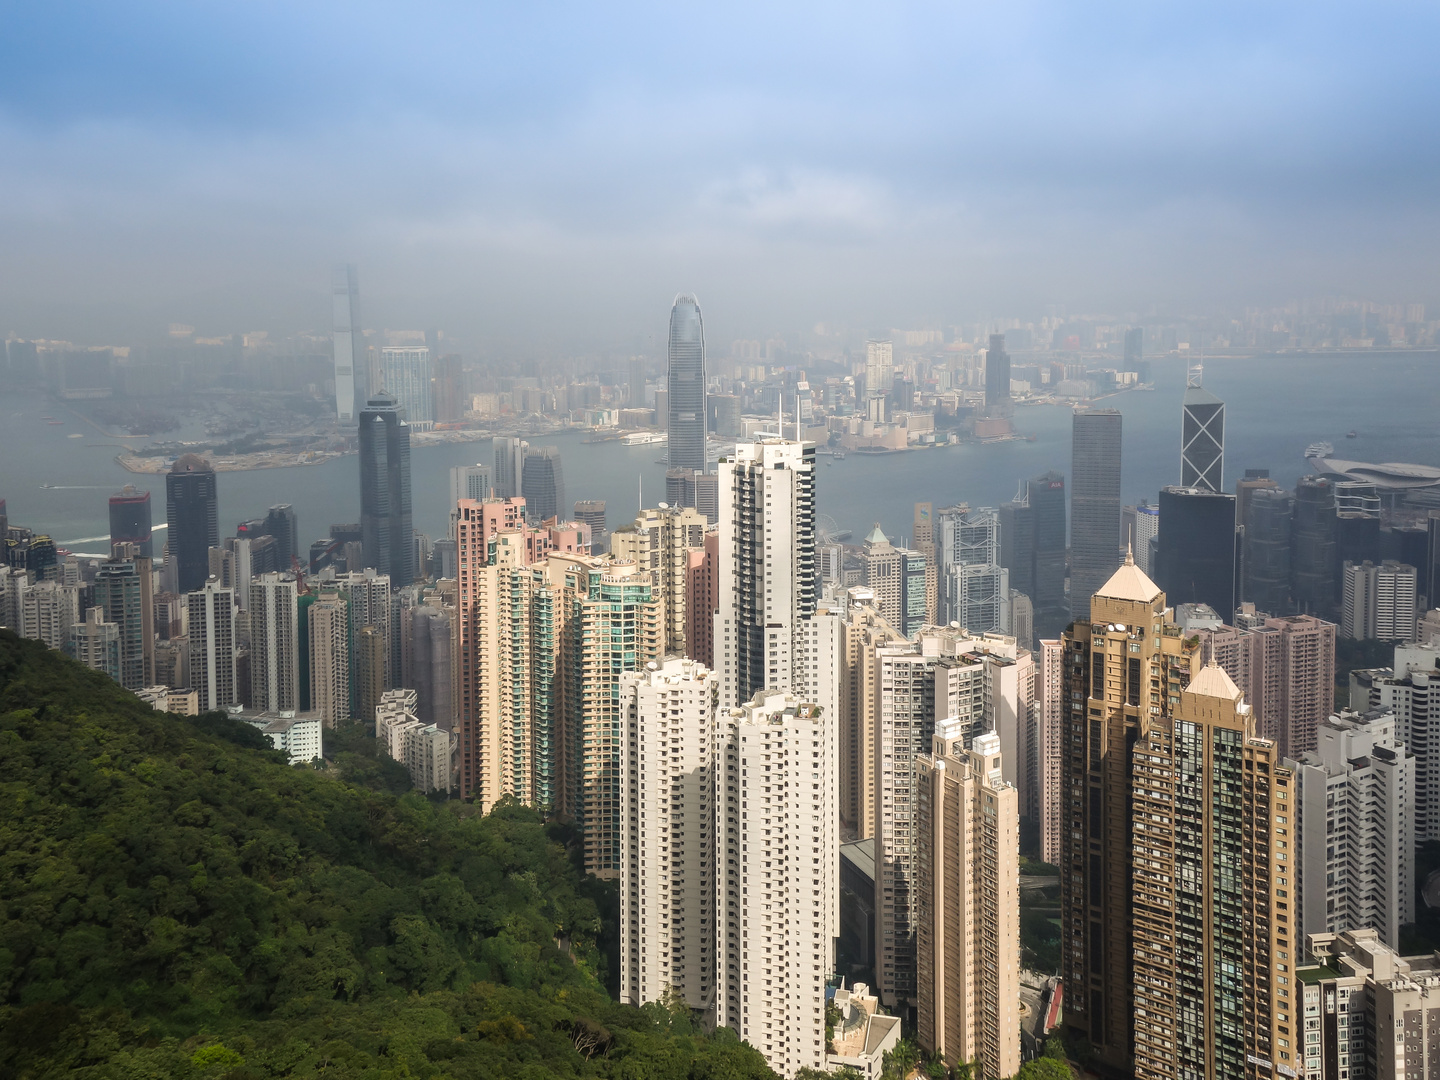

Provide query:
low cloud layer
left=1, top=1, right=1436, bottom=349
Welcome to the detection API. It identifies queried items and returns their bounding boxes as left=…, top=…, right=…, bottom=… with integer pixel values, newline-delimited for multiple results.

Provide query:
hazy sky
left=2, top=2, right=1437, bottom=350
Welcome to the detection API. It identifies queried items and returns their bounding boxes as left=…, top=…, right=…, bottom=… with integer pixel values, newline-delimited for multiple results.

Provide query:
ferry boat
left=621, top=431, right=667, bottom=446
left=1305, top=441, right=1334, bottom=459
left=1346, top=430, right=1358, bottom=439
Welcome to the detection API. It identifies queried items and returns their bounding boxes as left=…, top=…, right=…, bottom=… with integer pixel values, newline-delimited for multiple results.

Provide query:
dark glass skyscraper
left=1156, top=485, right=1238, bottom=619
left=666, top=294, right=706, bottom=473
left=521, top=446, right=566, bottom=523
left=1070, top=409, right=1123, bottom=620
left=263, top=504, right=299, bottom=570
left=108, top=485, right=153, bottom=557
left=1243, top=486, right=1294, bottom=615
left=1292, top=475, right=1338, bottom=620
left=1000, top=471, right=1069, bottom=638
left=1181, top=381, right=1225, bottom=492
left=166, top=454, right=219, bottom=594
left=359, top=392, right=414, bottom=586
left=984, top=332, right=1011, bottom=413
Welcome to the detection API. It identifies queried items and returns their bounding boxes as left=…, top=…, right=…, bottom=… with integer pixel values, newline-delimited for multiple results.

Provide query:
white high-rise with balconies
left=715, top=688, right=837, bottom=1079
left=619, top=658, right=719, bottom=1011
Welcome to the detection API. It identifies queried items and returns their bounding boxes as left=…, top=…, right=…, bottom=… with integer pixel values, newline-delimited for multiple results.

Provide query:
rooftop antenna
left=639, top=474, right=642, bottom=514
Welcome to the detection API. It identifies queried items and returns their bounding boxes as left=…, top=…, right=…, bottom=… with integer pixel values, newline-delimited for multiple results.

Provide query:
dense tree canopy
left=0, top=630, right=776, bottom=1079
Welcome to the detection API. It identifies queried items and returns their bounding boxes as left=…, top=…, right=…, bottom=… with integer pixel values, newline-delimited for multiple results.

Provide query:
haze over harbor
left=6, top=350, right=1435, bottom=555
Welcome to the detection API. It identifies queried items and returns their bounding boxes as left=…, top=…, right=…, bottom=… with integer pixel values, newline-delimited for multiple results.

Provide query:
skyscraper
left=359, top=392, right=414, bottom=586
left=1287, top=709, right=1414, bottom=950
left=619, top=657, right=718, bottom=1010
left=860, top=524, right=927, bottom=638
left=1021, top=472, right=1069, bottom=637
left=93, top=557, right=153, bottom=690
left=713, top=438, right=819, bottom=711
left=166, top=454, right=219, bottom=595
left=380, top=346, right=434, bottom=430
left=1070, top=409, right=1123, bottom=620
left=666, top=294, right=707, bottom=473
left=449, top=463, right=492, bottom=507
left=1243, top=486, right=1293, bottom=614
left=1292, top=475, right=1339, bottom=620
left=865, top=340, right=893, bottom=422
left=572, top=500, right=606, bottom=551
left=1060, top=554, right=1199, bottom=1068
left=984, top=333, right=1011, bottom=414
left=1180, top=371, right=1225, bottom=492
left=188, top=580, right=237, bottom=712
left=108, top=485, right=153, bottom=557
left=916, top=725, right=1020, bottom=1078
left=263, top=504, right=299, bottom=571
left=609, top=504, right=706, bottom=655
left=331, top=262, right=362, bottom=423
left=1155, top=485, right=1238, bottom=620
left=308, top=589, right=351, bottom=727
left=492, top=436, right=527, bottom=500
left=520, top=446, right=565, bottom=523
left=714, top=688, right=837, bottom=1078
left=249, top=572, right=299, bottom=712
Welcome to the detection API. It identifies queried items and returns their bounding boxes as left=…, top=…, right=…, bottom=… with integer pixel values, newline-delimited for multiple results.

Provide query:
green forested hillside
left=0, top=629, right=773, bottom=1080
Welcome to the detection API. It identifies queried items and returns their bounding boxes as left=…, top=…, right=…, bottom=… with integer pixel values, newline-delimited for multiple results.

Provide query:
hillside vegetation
left=0, top=629, right=773, bottom=1080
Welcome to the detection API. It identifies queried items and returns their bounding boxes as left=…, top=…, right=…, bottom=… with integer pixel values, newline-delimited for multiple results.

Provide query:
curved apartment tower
left=667, top=294, right=707, bottom=473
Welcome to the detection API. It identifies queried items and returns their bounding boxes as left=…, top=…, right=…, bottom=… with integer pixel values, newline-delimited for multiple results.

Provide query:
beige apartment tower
left=916, top=723, right=1020, bottom=1079
left=1060, top=553, right=1200, bottom=1070
left=609, top=504, right=706, bottom=655
left=619, top=658, right=718, bottom=1011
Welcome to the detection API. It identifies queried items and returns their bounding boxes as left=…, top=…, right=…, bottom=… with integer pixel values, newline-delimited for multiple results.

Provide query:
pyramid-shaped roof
left=1187, top=663, right=1243, bottom=702
left=1094, top=549, right=1162, bottom=604
left=864, top=523, right=889, bottom=546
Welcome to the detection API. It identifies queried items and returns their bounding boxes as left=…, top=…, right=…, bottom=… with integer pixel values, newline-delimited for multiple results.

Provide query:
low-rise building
left=825, top=981, right=901, bottom=1080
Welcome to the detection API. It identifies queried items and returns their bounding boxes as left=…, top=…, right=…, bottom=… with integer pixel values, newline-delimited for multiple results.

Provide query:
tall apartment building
left=1060, top=553, right=1200, bottom=1069
left=561, top=559, right=662, bottom=877
left=915, top=724, right=1020, bottom=1078
left=1194, top=613, right=1336, bottom=759
left=683, top=530, right=719, bottom=668
left=839, top=589, right=906, bottom=837
left=1035, top=638, right=1063, bottom=863
left=69, top=608, right=121, bottom=680
left=188, top=580, right=237, bottom=712
left=913, top=502, right=938, bottom=625
left=619, top=658, right=718, bottom=1010
left=308, top=589, right=351, bottom=727
left=860, top=523, right=927, bottom=637
left=1363, top=643, right=1440, bottom=841
left=610, top=504, right=707, bottom=654
left=1070, top=409, right=1123, bottom=621
left=1341, top=559, right=1418, bottom=641
left=208, top=537, right=252, bottom=606
left=866, top=626, right=1029, bottom=1009
left=248, top=573, right=298, bottom=712
left=92, top=557, right=154, bottom=689
left=336, top=568, right=392, bottom=690
left=714, top=689, right=837, bottom=1079
left=19, top=579, right=79, bottom=649
left=713, top=438, right=829, bottom=714
left=1127, top=665, right=1295, bottom=1080
left=1287, top=709, right=1414, bottom=950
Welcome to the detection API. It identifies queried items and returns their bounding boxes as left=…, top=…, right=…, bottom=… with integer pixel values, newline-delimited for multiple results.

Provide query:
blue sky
left=1, top=2, right=1436, bottom=347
